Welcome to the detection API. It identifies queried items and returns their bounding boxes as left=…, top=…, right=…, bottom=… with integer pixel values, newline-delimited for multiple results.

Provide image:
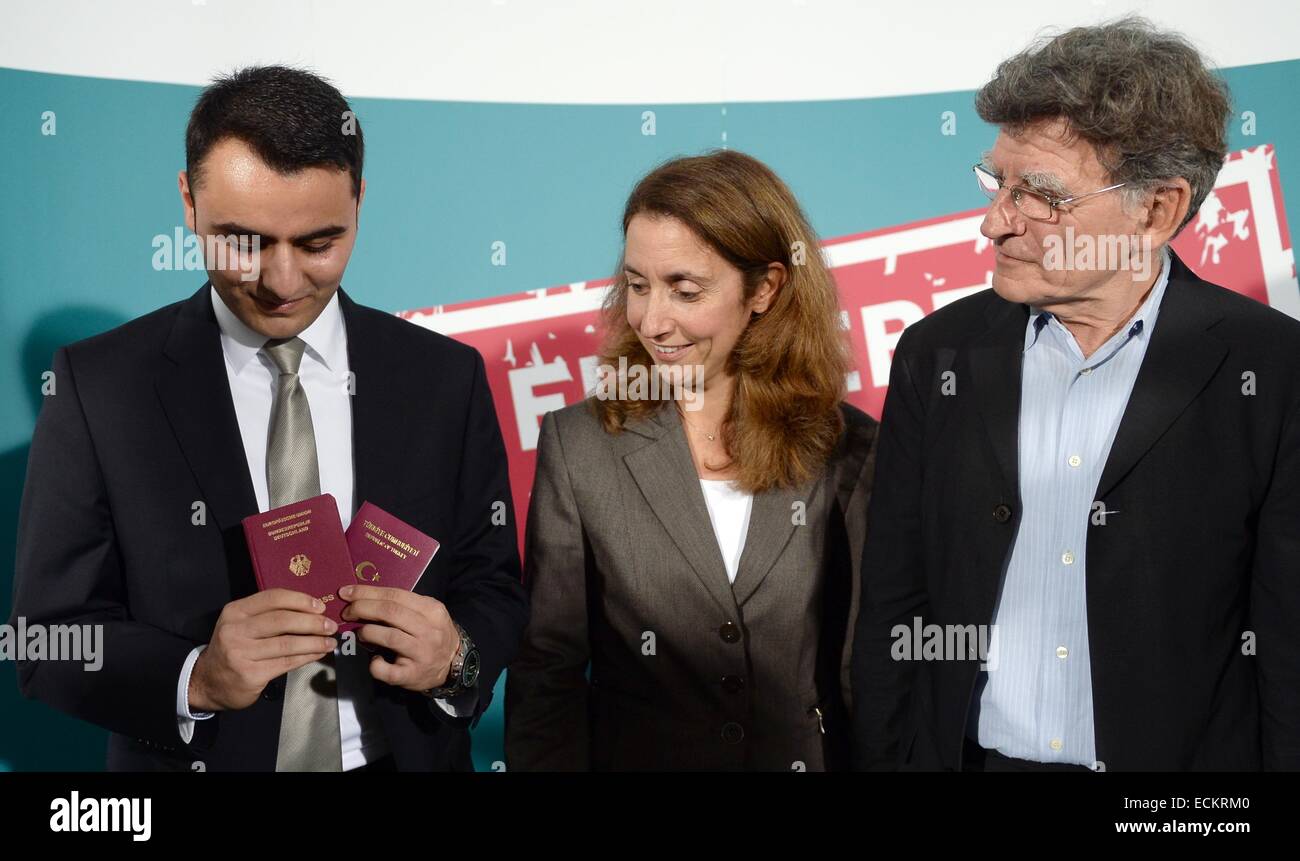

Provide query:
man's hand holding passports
left=190, top=494, right=444, bottom=712
left=338, top=501, right=457, bottom=694
left=188, top=589, right=337, bottom=713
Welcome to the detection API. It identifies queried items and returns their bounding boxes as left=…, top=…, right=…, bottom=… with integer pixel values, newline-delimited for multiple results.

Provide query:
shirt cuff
left=177, top=644, right=216, bottom=744
left=432, top=685, right=479, bottom=718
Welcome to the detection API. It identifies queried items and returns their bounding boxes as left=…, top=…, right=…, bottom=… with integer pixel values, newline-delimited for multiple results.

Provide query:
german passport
left=242, top=493, right=355, bottom=631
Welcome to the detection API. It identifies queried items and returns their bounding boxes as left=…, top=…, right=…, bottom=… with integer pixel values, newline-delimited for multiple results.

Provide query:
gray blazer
left=505, top=398, right=877, bottom=771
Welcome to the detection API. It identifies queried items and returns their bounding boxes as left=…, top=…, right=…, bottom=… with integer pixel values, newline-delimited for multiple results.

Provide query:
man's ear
left=1141, top=177, right=1192, bottom=246
left=356, top=177, right=366, bottom=218
left=178, top=170, right=196, bottom=233
left=751, top=262, right=786, bottom=315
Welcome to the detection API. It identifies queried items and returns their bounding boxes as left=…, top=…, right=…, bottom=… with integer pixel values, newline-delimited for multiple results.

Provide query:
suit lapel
left=155, top=283, right=259, bottom=531
left=621, top=404, right=818, bottom=610
left=1095, top=256, right=1227, bottom=500
left=155, top=285, right=408, bottom=531
left=730, top=477, right=813, bottom=606
left=337, top=288, right=407, bottom=512
left=964, top=253, right=1228, bottom=505
left=622, top=406, right=740, bottom=617
left=967, top=299, right=1030, bottom=497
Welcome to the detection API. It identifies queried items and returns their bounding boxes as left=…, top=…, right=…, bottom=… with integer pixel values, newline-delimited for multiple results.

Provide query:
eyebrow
left=1018, top=170, right=1070, bottom=197
left=623, top=264, right=712, bottom=285
left=980, top=151, right=1071, bottom=197
left=209, top=222, right=349, bottom=243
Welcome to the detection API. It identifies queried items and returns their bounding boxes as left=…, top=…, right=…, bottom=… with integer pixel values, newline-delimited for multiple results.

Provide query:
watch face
left=462, top=648, right=480, bottom=687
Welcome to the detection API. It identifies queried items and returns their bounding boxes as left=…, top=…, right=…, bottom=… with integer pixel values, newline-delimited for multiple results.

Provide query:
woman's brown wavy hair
left=593, top=149, right=850, bottom=494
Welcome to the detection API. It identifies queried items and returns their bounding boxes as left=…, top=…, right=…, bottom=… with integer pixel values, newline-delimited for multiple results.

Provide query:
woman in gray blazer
left=505, top=150, right=877, bottom=771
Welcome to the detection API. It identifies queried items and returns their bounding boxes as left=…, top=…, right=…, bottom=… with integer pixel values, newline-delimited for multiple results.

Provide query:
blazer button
left=721, top=722, right=745, bottom=744
left=721, top=675, right=745, bottom=693
left=992, top=504, right=1012, bottom=523
left=718, top=621, right=741, bottom=644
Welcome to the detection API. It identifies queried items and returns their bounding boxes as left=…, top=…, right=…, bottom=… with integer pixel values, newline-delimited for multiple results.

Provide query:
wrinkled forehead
left=981, top=120, right=1114, bottom=192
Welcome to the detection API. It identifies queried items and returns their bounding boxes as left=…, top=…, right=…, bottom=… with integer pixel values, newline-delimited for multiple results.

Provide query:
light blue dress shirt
left=974, top=249, right=1171, bottom=766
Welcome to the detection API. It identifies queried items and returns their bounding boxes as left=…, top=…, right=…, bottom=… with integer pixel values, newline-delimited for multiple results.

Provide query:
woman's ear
left=750, top=262, right=786, bottom=314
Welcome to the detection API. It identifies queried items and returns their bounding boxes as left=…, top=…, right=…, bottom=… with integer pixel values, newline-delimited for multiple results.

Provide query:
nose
left=636, top=286, right=674, bottom=340
left=258, top=244, right=305, bottom=300
left=980, top=188, right=1026, bottom=244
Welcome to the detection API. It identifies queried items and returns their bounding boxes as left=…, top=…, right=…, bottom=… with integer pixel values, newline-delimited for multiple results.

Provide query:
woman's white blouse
left=698, top=478, right=755, bottom=584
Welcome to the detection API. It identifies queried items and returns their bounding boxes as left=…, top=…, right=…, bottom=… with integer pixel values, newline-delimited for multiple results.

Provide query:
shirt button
left=1056, top=646, right=1069, bottom=659
left=1050, top=738, right=1064, bottom=751
left=1062, top=551, right=1075, bottom=565
left=1080, top=367, right=1093, bottom=376
left=1067, top=455, right=1081, bottom=468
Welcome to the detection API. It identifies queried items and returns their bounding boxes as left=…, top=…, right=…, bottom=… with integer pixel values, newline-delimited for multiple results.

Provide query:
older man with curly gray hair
left=853, top=17, right=1300, bottom=772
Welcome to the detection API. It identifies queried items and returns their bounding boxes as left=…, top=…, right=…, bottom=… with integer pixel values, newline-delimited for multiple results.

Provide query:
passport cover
left=344, top=502, right=440, bottom=624
left=242, top=493, right=355, bottom=632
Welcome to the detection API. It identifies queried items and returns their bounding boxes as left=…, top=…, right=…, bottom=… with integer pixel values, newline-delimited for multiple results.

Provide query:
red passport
left=344, top=502, right=440, bottom=618
left=242, top=493, right=355, bottom=631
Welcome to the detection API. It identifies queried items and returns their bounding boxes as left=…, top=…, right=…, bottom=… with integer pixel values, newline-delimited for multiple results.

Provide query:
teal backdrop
left=2, top=60, right=1298, bottom=770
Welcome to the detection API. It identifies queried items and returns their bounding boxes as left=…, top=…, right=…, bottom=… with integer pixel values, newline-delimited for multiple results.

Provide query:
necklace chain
left=681, top=412, right=720, bottom=442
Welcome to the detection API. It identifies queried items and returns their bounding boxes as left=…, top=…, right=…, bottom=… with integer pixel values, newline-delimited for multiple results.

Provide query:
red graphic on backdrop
left=399, top=145, right=1297, bottom=548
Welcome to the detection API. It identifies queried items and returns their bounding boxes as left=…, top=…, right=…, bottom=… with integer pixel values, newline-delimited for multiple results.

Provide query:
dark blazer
left=10, top=283, right=528, bottom=771
left=505, top=398, right=877, bottom=771
left=851, top=251, right=1300, bottom=771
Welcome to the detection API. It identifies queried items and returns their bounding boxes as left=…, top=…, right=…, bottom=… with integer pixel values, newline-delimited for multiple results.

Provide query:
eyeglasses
left=973, top=163, right=1126, bottom=222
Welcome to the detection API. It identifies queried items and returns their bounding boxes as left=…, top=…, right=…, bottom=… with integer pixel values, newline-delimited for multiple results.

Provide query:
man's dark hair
left=185, top=65, right=364, bottom=198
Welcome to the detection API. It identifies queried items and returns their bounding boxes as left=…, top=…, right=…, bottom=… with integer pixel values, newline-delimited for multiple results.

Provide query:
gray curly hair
left=975, top=17, right=1230, bottom=235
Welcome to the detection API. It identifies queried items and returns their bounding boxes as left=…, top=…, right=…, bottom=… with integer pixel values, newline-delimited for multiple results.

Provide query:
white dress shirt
left=699, top=478, right=754, bottom=583
left=175, top=286, right=454, bottom=769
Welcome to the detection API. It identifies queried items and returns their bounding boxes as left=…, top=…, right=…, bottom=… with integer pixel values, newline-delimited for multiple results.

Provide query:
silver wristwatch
left=424, top=623, right=480, bottom=699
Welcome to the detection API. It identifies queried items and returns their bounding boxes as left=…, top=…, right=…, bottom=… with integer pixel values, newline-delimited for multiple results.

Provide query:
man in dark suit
left=852, top=19, right=1300, bottom=772
left=11, top=66, right=527, bottom=771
